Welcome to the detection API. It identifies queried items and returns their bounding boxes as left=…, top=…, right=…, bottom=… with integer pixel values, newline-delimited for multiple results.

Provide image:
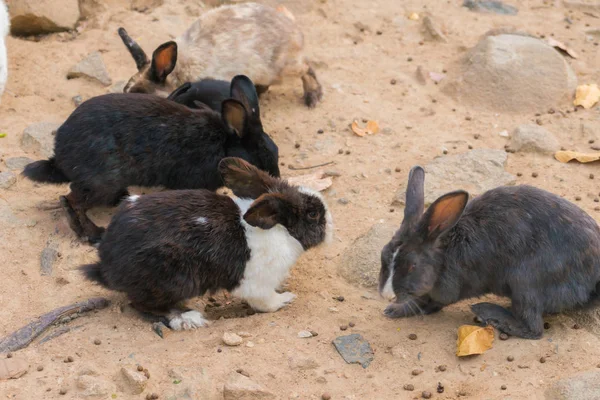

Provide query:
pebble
left=575, top=196, right=582, bottom=201
left=437, top=382, right=444, bottom=393
left=501, top=385, right=507, bottom=390
left=94, top=339, right=101, bottom=345
left=146, top=394, right=159, bottom=400
left=422, top=391, right=432, bottom=399
left=59, top=389, right=67, bottom=395
left=507, top=356, right=514, bottom=362
left=540, top=357, right=546, bottom=363
left=412, top=369, right=423, bottom=376
left=37, top=365, right=44, bottom=371
left=348, top=322, right=355, bottom=327
left=499, top=333, right=509, bottom=340
left=322, top=393, right=332, bottom=400
left=408, top=333, right=418, bottom=340
left=137, top=365, right=144, bottom=372
left=395, top=167, right=401, bottom=172
left=403, top=384, right=415, bottom=391
left=532, top=172, right=539, bottom=178
left=340, top=325, right=348, bottom=331
left=335, top=296, right=345, bottom=302
left=590, top=174, right=595, bottom=179
left=317, top=129, right=324, bottom=134
left=223, top=332, right=243, bottom=346
left=338, top=198, right=349, bottom=205
left=390, top=79, right=397, bottom=85
left=64, top=356, right=74, bottom=363
left=310, top=331, right=319, bottom=337
left=473, top=133, right=480, bottom=139
left=298, top=330, right=313, bottom=338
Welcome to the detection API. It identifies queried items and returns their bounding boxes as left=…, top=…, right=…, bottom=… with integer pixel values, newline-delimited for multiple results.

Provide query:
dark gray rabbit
left=379, top=166, right=600, bottom=339
left=167, top=79, right=270, bottom=111
left=22, top=75, right=279, bottom=245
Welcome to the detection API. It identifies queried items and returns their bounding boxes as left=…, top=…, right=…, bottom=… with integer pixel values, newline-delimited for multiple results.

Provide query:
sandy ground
left=2, top=0, right=600, bottom=399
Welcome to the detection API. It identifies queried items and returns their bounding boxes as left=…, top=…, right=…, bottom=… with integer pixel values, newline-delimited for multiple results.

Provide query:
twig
left=0, top=297, right=109, bottom=353
left=288, top=161, right=335, bottom=171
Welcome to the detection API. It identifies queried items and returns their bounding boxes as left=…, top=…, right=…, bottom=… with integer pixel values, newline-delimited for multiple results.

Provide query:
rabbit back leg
left=131, top=301, right=208, bottom=331
left=471, top=300, right=544, bottom=339
left=384, top=295, right=445, bottom=318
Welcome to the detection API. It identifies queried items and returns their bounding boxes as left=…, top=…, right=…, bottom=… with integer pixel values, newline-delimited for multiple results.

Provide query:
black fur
left=23, top=75, right=279, bottom=244
left=380, top=166, right=600, bottom=339
left=22, top=157, right=69, bottom=184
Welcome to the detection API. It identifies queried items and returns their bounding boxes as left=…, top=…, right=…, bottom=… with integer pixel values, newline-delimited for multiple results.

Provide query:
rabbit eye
left=408, top=264, right=415, bottom=272
left=308, top=210, right=319, bottom=220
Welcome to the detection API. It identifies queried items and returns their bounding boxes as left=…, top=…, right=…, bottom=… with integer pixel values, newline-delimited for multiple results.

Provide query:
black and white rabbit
left=22, top=75, right=279, bottom=245
left=379, top=166, right=600, bottom=339
left=80, top=157, right=333, bottom=330
left=167, top=78, right=270, bottom=112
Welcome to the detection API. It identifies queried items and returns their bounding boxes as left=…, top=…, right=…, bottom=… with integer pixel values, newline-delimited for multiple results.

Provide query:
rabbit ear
left=222, top=99, right=248, bottom=138
left=244, top=194, right=287, bottom=229
left=230, top=75, right=260, bottom=118
left=418, top=191, right=468, bottom=241
left=167, top=82, right=191, bottom=101
left=218, top=157, right=277, bottom=199
left=149, top=41, right=177, bottom=83
left=401, top=166, right=425, bottom=231
left=118, top=27, right=149, bottom=70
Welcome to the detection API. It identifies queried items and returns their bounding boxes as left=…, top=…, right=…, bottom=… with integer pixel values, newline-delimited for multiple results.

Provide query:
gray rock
left=76, top=375, right=116, bottom=398
left=332, top=334, right=374, bottom=369
left=120, top=367, right=147, bottom=395
left=337, top=223, right=398, bottom=288
left=509, top=124, right=559, bottom=154
left=168, top=367, right=214, bottom=400
left=463, top=0, right=518, bottom=15
left=67, top=52, right=112, bottom=86
left=40, top=244, right=58, bottom=276
left=545, top=370, right=600, bottom=400
left=223, top=372, right=275, bottom=400
left=443, top=34, right=577, bottom=113
left=20, top=122, right=60, bottom=158
left=9, top=0, right=80, bottom=35
left=393, top=149, right=516, bottom=206
left=0, top=171, right=16, bottom=189
left=5, top=157, right=34, bottom=171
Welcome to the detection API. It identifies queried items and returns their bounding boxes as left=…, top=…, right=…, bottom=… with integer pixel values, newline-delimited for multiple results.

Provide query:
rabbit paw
left=246, top=292, right=296, bottom=313
left=384, top=302, right=414, bottom=318
left=169, top=310, right=209, bottom=331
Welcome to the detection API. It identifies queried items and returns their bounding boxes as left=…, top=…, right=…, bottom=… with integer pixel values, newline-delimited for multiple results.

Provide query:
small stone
left=120, top=367, right=148, bottom=394
left=295, top=143, right=301, bottom=149
left=67, top=52, right=112, bottom=86
left=499, top=332, right=509, bottom=340
left=298, top=330, right=313, bottom=338
left=317, top=129, right=324, bottom=134
left=322, top=393, right=332, bottom=400
left=310, top=331, right=319, bottom=337
left=335, top=296, right=345, bottom=302
left=473, top=133, right=480, bottom=139
left=437, top=382, right=444, bottom=393
left=517, top=172, right=523, bottom=177
left=338, top=149, right=344, bottom=154
left=246, top=341, right=254, bottom=348
left=422, top=391, right=432, bottom=399
left=408, top=333, right=418, bottom=340
left=540, top=357, right=546, bottom=364
left=72, top=95, right=83, bottom=107
left=146, top=394, right=159, bottom=400
left=65, top=356, right=74, bottom=363
left=40, top=244, right=58, bottom=276
left=338, top=198, right=349, bottom=205
left=345, top=150, right=351, bottom=155
left=349, top=322, right=355, bottom=328
left=236, top=368, right=250, bottom=377
left=403, top=384, right=414, bottom=391
left=77, top=375, right=116, bottom=397
left=37, top=365, right=44, bottom=371
left=590, top=174, right=595, bottom=179
left=137, top=366, right=144, bottom=372
left=395, top=167, right=401, bottom=172
left=390, top=79, right=397, bottom=85
left=340, top=325, right=348, bottom=331
left=223, top=332, right=243, bottom=346
left=0, top=171, right=16, bottom=189
left=575, top=196, right=582, bottom=201
left=412, top=369, right=423, bottom=376
left=238, top=332, right=252, bottom=338
left=507, top=355, right=514, bottom=362
left=59, top=389, right=67, bottom=395
left=289, top=355, right=319, bottom=371
left=93, top=339, right=101, bottom=345
left=532, top=172, right=538, bottom=178
left=501, top=385, right=507, bottom=390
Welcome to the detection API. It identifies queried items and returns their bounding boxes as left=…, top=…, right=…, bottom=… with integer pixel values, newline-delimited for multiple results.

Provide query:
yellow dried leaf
left=574, top=84, right=600, bottom=109
left=555, top=150, right=600, bottom=163
left=351, top=120, right=380, bottom=137
left=456, top=325, right=495, bottom=357
left=408, top=12, right=420, bottom=20
left=287, top=171, right=333, bottom=192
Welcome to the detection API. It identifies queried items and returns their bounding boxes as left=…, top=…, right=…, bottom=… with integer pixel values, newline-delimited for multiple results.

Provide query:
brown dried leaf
left=547, top=37, right=579, bottom=59
left=555, top=150, right=600, bottom=163
left=456, top=325, right=495, bottom=357
left=287, top=171, right=333, bottom=192
left=574, top=84, right=600, bottom=109
left=351, top=120, right=380, bottom=137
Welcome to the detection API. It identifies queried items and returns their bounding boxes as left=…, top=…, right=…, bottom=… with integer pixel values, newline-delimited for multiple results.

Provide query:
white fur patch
left=381, top=249, right=399, bottom=300
left=196, top=216, right=208, bottom=224
left=231, top=197, right=304, bottom=312
left=128, top=195, right=140, bottom=203
left=169, top=310, right=208, bottom=331
left=0, top=0, right=9, bottom=100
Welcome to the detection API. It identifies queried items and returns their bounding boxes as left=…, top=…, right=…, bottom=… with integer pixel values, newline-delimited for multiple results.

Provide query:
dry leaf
left=287, top=171, right=333, bottom=192
left=351, top=120, right=380, bottom=137
left=547, top=37, right=579, bottom=59
left=456, top=325, right=495, bottom=357
left=408, top=12, right=420, bottom=20
left=555, top=150, right=600, bottom=163
left=574, top=84, right=600, bottom=109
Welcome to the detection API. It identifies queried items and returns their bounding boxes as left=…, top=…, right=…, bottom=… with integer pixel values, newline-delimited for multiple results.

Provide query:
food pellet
left=6, top=353, right=12, bottom=358
left=322, top=393, right=332, bottom=400
left=59, top=389, right=67, bottom=395
left=540, top=357, right=546, bottom=364
left=590, top=174, right=595, bottom=179
left=532, top=172, right=539, bottom=178
left=507, top=356, right=514, bottom=362
left=408, top=333, right=418, bottom=340
left=338, top=149, right=344, bottom=154
left=390, top=79, right=397, bottom=85
left=65, top=356, right=74, bottom=363
left=340, top=325, right=348, bottom=331
left=295, top=143, right=300, bottom=149
left=94, top=339, right=101, bottom=345
left=137, top=365, right=144, bottom=372
left=501, top=385, right=507, bottom=390
left=317, top=129, right=324, bottom=134
left=422, top=391, right=432, bottom=399
left=412, top=369, right=423, bottom=376
left=395, top=167, right=401, bottom=172
left=37, top=365, right=44, bottom=371
left=575, top=196, right=581, bottom=201
left=349, top=322, right=355, bottom=327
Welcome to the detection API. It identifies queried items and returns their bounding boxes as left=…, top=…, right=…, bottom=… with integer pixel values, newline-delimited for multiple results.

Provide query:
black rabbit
left=167, top=78, right=270, bottom=111
left=380, top=165, right=600, bottom=339
left=80, top=157, right=333, bottom=330
left=22, top=75, right=279, bottom=245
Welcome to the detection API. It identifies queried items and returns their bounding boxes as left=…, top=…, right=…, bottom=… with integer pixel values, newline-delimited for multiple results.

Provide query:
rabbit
left=379, top=165, right=600, bottom=339
left=80, top=157, right=334, bottom=330
left=0, top=0, right=9, bottom=101
left=118, top=2, right=323, bottom=107
left=22, top=75, right=280, bottom=245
